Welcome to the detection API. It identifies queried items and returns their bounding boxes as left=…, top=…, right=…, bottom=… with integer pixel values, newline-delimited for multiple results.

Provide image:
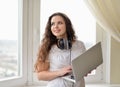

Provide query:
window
left=32, top=0, right=103, bottom=84
left=0, top=0, right=19, bottom=80
left=0, top=0, right=20, bottom=80
left=0, top=0, right=27, bottom=86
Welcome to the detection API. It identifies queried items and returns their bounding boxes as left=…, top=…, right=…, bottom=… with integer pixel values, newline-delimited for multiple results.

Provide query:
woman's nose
left=54, top=23, right=58, bottom=28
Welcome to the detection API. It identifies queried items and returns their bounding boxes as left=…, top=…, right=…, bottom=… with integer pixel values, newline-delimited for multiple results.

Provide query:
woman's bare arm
left=37, top=65, right=72, bottom=81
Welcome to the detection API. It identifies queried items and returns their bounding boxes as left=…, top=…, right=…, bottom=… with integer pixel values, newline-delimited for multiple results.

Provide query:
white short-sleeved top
left=47, top=40, right=86, bottom=87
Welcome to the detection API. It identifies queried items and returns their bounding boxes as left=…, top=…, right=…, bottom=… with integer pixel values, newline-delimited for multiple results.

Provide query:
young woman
left=34, top=12, right=86, bottom=87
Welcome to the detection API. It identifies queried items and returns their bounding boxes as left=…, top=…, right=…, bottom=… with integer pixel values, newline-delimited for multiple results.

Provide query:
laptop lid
left=71, top=42, right=103, bottom=82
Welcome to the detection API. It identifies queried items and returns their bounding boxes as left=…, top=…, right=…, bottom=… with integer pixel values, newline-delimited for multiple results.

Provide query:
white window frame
left=0, top=0, right=29, bottom=87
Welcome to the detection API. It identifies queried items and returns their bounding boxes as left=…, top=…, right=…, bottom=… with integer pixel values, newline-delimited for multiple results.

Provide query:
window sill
left=22, top=83, right=120, bottom=87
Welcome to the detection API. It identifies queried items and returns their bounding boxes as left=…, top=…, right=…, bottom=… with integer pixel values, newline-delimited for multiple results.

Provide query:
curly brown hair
left=34, top=12, right=76, bottom=72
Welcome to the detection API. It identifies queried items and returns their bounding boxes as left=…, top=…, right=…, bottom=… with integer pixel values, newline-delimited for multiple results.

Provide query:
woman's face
left=51, top=15, right=67, bottom=39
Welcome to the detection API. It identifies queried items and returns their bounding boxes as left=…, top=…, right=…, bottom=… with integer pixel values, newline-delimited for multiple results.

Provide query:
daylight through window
left=0, top=0, right=21, bottom=80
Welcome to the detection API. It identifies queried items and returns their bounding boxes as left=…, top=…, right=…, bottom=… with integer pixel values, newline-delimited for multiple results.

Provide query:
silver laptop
left=62, top=42, right=103, bottom=83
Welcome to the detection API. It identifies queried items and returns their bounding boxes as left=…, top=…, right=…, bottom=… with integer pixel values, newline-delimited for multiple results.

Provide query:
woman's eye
left=51, top=22, right=54, bottom=26
left=58, top=21, right=63, bottom=24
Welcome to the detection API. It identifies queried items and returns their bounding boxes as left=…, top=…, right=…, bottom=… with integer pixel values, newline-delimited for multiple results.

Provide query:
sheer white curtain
left=84, top=0, right=120, bottom=42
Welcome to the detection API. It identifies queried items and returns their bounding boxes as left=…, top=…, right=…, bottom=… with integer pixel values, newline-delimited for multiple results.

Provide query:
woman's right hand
left=58, top=66, right=72, bottom=77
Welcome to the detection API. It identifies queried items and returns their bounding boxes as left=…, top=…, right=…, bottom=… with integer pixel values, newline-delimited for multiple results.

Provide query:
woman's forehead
left=51, top=15, right=64, bottom=22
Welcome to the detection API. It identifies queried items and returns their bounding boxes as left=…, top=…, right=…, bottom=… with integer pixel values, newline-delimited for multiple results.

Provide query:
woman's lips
left=54, top=29, right=61, bottom=33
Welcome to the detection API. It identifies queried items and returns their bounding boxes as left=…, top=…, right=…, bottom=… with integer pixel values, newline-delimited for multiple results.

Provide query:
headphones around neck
left=57, top=38, right=72, bottom=50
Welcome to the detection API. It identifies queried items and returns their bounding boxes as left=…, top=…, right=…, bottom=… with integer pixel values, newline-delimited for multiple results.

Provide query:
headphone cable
left=70, top=49, right=74, bottom=87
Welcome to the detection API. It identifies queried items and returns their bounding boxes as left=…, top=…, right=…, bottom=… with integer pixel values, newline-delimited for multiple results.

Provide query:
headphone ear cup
left=57, top=39, right=72, bottom=50
left=57, top=39, right=64, bottom=50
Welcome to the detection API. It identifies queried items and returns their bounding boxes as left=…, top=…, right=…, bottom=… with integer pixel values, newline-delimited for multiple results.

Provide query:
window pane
left=0, top=0, right=20, bottom=80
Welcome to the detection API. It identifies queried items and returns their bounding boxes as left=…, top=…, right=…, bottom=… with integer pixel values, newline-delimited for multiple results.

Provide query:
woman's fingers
left=58, top=66, right=72, bottom=76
